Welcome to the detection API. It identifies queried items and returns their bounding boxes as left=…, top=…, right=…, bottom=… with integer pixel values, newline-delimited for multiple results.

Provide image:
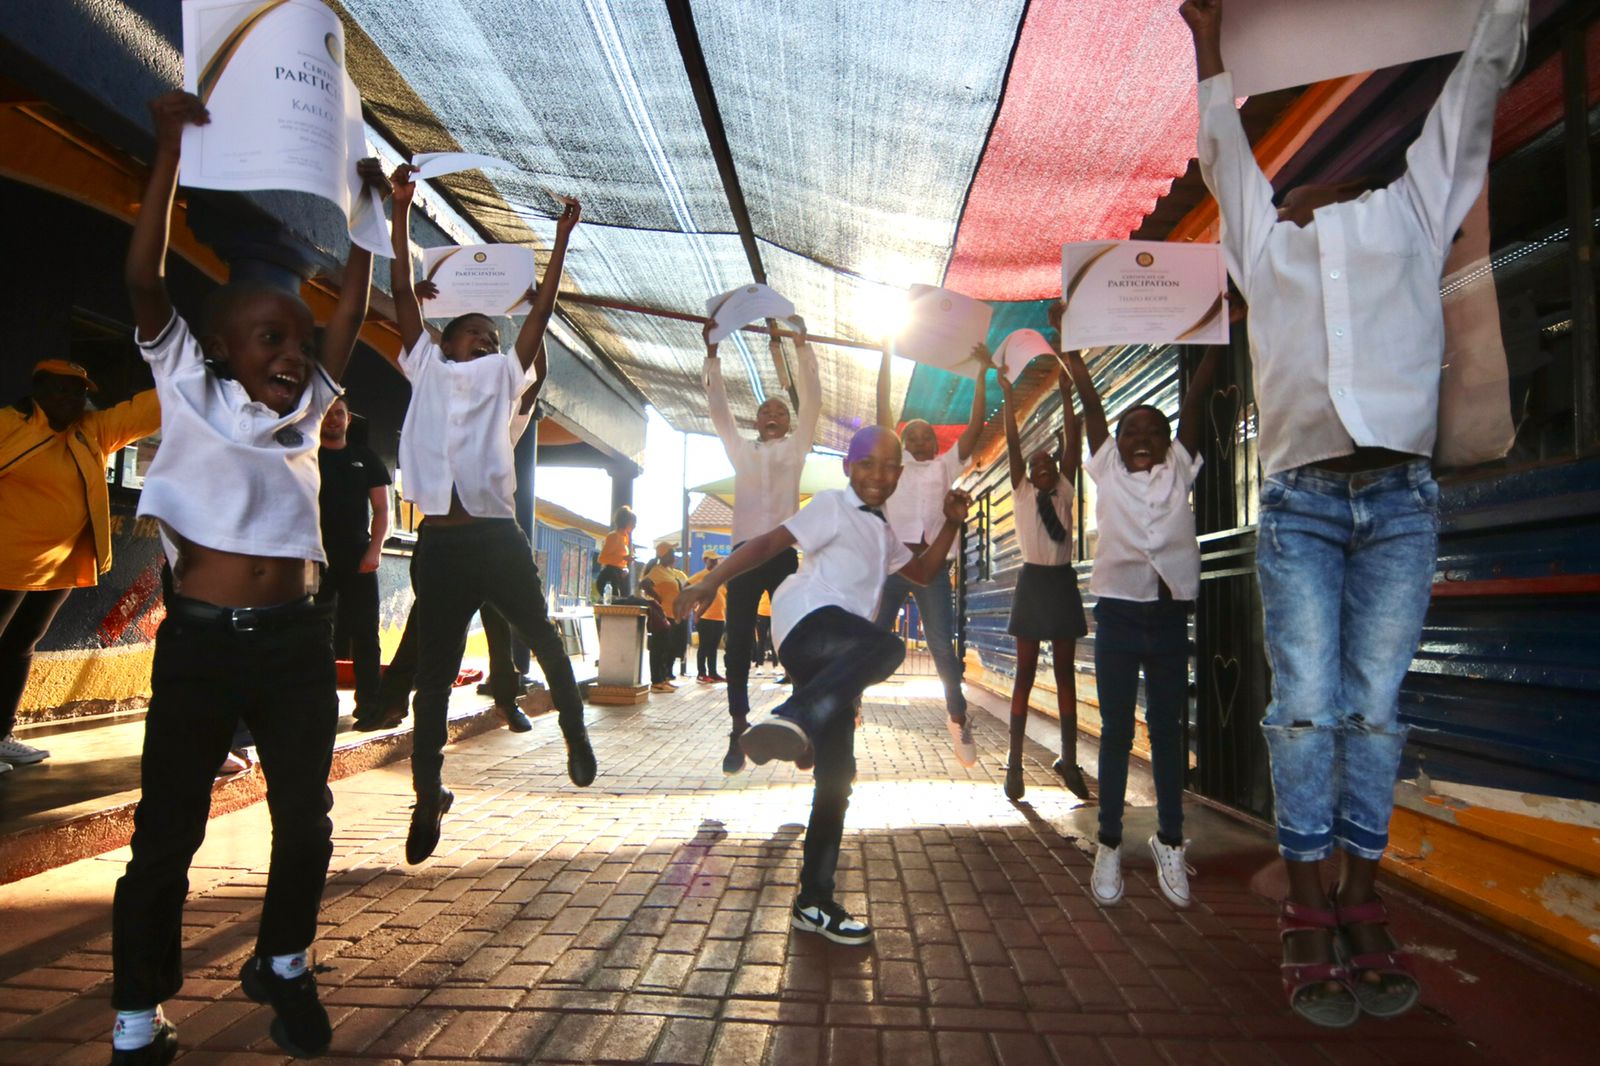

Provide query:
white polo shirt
left=398, top=335, right=535, bottom=518
left=771, top=486, right=913, bottom=651
left=884, top=445, right=965, bottom=557
left=1011, top=481, right=1075, bottom=568
left=705, top=341, right=821, bottom=544
left=135, top=312, right=340, bottom=564
left=1086, top=442, right=1202, bottom=602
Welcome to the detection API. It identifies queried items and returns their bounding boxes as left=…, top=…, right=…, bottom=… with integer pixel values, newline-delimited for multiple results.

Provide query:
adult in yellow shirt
left=0, top=360, right=160, bottom=769
left=686, top=551, right=728, bottom=683
left=642, top=544, right=689, bottom=692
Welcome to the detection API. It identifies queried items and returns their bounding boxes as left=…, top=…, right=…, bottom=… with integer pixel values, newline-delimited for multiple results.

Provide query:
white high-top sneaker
left=1090, top=842, right=1124, bottom=906
left=1149, top=835, right=1193, bottom=908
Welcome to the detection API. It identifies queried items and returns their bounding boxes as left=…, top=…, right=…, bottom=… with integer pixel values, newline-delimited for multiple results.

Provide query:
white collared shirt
left=1087, top=441, right=1202, bottom=602
left=884, top=445, right=965, bottom=557
left=771, top=486, right=913, bottom=651
left=1010, top=479, right=1075, bottom=567
left=705, top=341, right=821, bottom=544
left=398, top=335, right=536, bottom=518
left=1196, top=0, right=1526, bottom=477
left=135, top=312, right=339, bottom=564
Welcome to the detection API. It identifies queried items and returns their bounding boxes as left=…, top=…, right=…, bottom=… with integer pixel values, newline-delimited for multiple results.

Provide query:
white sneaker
left=0, top=760, right=11, bottom=775
left=1090, top=842, right=1124, bottom=906
left=1149, top=835, right=1193, bottom=908
left=791, top=898, right=872, bottom=946
left=947, top=718, right=977, bottom=768
left=0, top=734, right=49, bottom=765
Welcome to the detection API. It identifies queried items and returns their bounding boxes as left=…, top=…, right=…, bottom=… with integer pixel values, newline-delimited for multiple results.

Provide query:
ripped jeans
left=1256, top=461, right=1439, bottom=863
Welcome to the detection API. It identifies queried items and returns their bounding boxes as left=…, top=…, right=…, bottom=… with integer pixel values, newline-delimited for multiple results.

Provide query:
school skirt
left=1007, top=562, right=1088, bottom=640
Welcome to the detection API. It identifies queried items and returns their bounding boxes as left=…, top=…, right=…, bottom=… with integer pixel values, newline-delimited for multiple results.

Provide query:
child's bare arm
left=993, top=347, right=1026, bottom=487
left=1058, top=369, right=1081, bottom=477
left=514, top=197, right=581, bottom=372
left=956, top=345, right=991, bottom=462
left=320, top=159, right=390, bottom=382
left=1180, top=0, right=1226, bottom=82
left=387, top=165, right=425, bottom=351
left=127, top=92, right=208, bottom=340
left=876, top=340, right=893, bottom=429
left=790, top=317, right=822, bottom=450
left=702, top=324, right=742, bottom=450
left=675, top=526, right=798, bottom=619
left=897, top=491, right=972, bottom=586
left=1176, top=347, right=1221, bottom=459
left=1047, top=301, right=1108, bottom=454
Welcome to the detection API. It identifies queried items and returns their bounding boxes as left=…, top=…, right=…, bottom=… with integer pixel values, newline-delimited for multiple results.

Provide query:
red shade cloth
left=944, top=0, right=1202, bottom=302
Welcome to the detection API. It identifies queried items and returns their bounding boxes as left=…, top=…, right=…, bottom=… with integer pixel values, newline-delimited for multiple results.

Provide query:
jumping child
left=110, top=91, right=386, bottom=1063
left=388, top=164, right=593, bottom=867
left=1183, top=0, right=1526, bottom=1027
left=991, top=343, right=1088, bottom=803
left=676, top=426, right=970, bottom=945
left=1058, top=336, right=1217, bottom=911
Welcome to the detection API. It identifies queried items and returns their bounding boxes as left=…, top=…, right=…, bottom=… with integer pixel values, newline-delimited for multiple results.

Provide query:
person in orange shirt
left=687, top=551, right=728, bottom=683
left=752, top=590, right=775, bottom=673
left=596, top=505, right=636, bottom=600
left=642, top=544, right=688, bottom=692
left=0, top=360, right=160, bottom=771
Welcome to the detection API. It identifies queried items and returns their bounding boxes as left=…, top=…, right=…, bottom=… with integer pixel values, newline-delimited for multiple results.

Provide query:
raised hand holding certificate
left=421, top=245, right=537, bottom=319
left=1060, top=241, right=1228, bottom=350
left=181, top=0, right=388, bottom=254
left=895, top=285, right=994, bottom=380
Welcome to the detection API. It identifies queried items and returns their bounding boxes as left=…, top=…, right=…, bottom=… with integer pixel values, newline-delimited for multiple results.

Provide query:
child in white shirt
left=1060, top=341, right=1216, bottom=913
left=675, top=427, right=969, bottom=946
left=111, top=91, right=386, bottom=1064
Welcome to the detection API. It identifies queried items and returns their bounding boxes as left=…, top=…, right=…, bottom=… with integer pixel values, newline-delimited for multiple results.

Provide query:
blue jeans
left=874, top=566, right=967, bottom=721
left=1093, top=598, right=1190, bottom=849
left=1256, top=460, right=1439, bottom=863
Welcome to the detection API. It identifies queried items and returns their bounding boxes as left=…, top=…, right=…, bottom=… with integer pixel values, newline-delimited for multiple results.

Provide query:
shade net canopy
left=333, top=0, right=1243, bottom=442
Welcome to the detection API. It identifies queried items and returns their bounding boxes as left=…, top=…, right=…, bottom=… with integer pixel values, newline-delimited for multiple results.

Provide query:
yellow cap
left=33, top=359, right=98, bottom=391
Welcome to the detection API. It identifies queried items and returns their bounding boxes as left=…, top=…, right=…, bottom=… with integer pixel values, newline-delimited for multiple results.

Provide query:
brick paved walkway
left=0, top=675, right=1583, bottom=1064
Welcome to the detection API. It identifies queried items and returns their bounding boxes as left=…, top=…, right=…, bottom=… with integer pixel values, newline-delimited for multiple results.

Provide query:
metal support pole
left=1564, top=21, right=1597, bottom=450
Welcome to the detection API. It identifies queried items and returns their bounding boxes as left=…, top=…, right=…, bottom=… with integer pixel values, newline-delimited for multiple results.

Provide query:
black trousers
left=596, top=565, right=630, bottom=600
left=410, top=520, right=585, bottom=794
left=776, top=606, right=906, bottom=904
left=752, top=617, right=773, bottom=666
left=648, top=628, right=674, bottom=684
left=0, top=587, right=71, bottom=736
left=317, top=546, right=382, bottom=713
left=378, top=600, right=522, bottom=714
left=112, top=605, right=337, bottom=1009
left=696, top=620, right=724, bottom=677
left=722, top=547, right=798, bottom=719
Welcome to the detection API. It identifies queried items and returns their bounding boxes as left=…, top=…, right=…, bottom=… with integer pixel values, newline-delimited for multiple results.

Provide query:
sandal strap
left=1281, top=960, right=1350, bottom=989
left=1347, top=948, right=1413, bottom=975
left=1280, top=899, right=1340, bottom=932
left=1335, top=896, right=1391, bottom=926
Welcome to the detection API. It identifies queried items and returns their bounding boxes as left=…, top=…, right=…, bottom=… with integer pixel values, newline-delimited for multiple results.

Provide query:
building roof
left=688, top=495, right=734, bottom=532
left=534, top=498, right=609, bottom=540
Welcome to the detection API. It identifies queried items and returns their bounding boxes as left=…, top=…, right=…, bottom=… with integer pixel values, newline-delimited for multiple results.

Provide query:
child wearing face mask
left=1058, top=339, right=1217, bottom=914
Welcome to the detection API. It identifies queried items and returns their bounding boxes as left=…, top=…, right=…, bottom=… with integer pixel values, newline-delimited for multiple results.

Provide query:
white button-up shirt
left=398, top=335, right=535, bottom=518
left=1196, top=0, right=1526, bottom=477
left=885, top=445, right=965, bottom=558
left=1010, top=479, right=1075, bottom=568
left=705, top=341, right=821, bottom=544
left=1086, top=442, right=1203, bottom=602
left=136, top=312, right=340, bottom=564
left=771, top=486, right=913, bottom=651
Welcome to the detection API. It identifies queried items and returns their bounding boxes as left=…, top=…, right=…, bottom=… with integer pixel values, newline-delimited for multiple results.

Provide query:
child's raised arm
left=898, top=489, right=972, bottom=586
left=1176, top=347, right=1221, bottom=459
left=956, top=346, right=991, bottom=462
left=1180, top=0, right=1225, bottom=82
left=514, top=197, right=581, bottom=372
left=991, top=345, right=1026, bottom=488
left=675, top=525, right=798, bottom=620
left=126, top=92, right=208, bottom=340
left=1057, top=367, right=1081, bottom=477
left=387, top=164, right=425, bottom=351
left=1050, top=300, right=1108, bottom=455
left=789, top=316, right=822, bottom=450
left=320, top=158, right=390, bottom=383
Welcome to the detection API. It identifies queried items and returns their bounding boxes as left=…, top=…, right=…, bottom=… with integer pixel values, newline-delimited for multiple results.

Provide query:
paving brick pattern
left=0, top=676, right=1503, bottom=1064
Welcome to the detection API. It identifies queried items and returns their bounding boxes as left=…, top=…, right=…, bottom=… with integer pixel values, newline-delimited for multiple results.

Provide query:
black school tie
left=858, top=504, right=886, bottom=521
left=1037, top=490, right=1068, bottom=543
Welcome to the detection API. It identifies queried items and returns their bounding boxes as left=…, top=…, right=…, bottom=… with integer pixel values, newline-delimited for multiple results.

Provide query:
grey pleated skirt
left=1007, top=562, right=1088, bottom=640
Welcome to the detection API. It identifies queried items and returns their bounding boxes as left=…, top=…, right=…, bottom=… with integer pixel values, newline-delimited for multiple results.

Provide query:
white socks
left=270, top=951, right=308, bottom=980
left=112, top=1006, right=162, bottom=1050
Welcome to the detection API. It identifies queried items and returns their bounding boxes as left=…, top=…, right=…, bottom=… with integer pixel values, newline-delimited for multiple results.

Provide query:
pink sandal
left=1280, top=900, right=1360, bottom=1028
left=1332, top=886, right=1421, bottom=1019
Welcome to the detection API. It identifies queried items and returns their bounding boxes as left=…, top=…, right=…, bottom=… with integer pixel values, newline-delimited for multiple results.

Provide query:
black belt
left=167, top=596, right=325, bottom=633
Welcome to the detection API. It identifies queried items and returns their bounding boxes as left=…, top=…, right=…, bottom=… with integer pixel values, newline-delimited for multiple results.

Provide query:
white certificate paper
left=421, top=244, right=536, bottom=319
left=411, top=152, right=521, bottom=180
left=704, top=283, right=796, bottom=345
left=1222, top=0, right=1481, bottom=96
left=895, top=285, right=994, bottom=380
left=992, top=328, right=1055, bottom=382
left=1060, top=241, right=1228, bottom=350
left=181, top=0, right=388, bottom=254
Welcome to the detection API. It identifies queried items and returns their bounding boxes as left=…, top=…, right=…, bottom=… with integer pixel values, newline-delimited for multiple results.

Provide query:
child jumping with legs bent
left=1060, top=336, right=1216, bottom=911
left=676, top=426, right=970, bottom=945
left=111, top=91, right=386, bottom=1064
left=992, top=343, right=1088, bottom=802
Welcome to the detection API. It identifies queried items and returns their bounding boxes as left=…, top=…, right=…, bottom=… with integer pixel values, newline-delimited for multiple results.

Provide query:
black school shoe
left=406, top=786, right=454, bottom=865
left=239, top=956, right=331, bottom=1058
left=500, top=703, right=533, bottom=733
left=1052, top=758, right=1091, bottom=800
left=739, top=715, right=810, bottom=766
left=791, top=898, right=873, bottom=946
left=722, top=720, right=748, bottom=776
left=108, top=1022, right=178, bottom=1066
left=566, top=733, right=597, bottom=787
